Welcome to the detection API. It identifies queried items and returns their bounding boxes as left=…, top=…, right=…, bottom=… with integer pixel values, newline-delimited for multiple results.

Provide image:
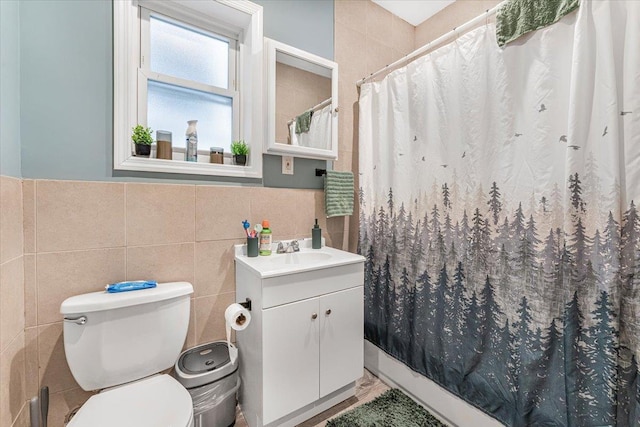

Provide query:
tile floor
left=234, top=370, right=390, bottom=427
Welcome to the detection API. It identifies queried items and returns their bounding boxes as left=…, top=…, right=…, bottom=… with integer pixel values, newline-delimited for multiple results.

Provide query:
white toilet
left=60, top=281, right=195, bottom=427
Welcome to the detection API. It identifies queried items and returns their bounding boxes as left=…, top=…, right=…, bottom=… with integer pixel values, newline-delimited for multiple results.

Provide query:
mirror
left=264, top=38, right=338, bottom=160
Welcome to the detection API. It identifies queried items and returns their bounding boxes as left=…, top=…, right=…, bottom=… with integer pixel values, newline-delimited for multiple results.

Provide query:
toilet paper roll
left=225, top=303, right=251, bottom=364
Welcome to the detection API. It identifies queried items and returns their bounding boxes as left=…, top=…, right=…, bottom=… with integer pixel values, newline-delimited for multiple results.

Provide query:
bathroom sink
left=235, top=238, right=365, bottom=278
left=267, top=251, right=332, bottom=265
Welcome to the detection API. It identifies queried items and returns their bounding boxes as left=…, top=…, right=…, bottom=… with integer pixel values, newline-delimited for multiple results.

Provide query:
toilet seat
left=68, top=374, right=193, bottom=427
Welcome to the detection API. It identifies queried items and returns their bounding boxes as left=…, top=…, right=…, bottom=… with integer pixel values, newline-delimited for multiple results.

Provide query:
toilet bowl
left=60, top=282, right=194, bottom=426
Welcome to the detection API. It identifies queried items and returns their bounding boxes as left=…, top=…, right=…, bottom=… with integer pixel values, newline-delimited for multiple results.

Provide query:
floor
left=234, top=369, right=391, bottom=427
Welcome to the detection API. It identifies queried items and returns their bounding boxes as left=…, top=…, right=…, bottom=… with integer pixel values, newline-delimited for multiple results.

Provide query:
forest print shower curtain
left=358, top=2, right=639, bottom=426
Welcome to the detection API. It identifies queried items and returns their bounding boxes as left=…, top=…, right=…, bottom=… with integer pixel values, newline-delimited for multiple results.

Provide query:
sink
left=267, top=252, right=332, bottom=265
left=235, top=238, right=365, bottom=278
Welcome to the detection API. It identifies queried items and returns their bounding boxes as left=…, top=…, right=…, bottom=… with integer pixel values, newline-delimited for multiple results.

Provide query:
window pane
left=147, top=80, right=233, bottom=153
left=150, top=16, right=229, bottom=88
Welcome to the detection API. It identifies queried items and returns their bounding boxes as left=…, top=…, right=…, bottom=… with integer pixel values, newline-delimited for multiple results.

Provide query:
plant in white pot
left=231, top=140, right=249, bottom=166
left=132, top=125, right=153, bottom=157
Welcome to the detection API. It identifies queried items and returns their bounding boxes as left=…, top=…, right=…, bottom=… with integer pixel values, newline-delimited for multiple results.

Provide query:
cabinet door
left=319, top=286, right=364, bottom=397
left=263, top=297, right=320, bottom=424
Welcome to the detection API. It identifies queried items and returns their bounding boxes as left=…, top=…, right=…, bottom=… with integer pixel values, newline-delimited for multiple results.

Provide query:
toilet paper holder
left=239, top=298, right=252, bottom=311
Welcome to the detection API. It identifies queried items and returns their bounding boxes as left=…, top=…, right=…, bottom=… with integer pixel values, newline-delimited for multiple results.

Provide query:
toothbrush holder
left=247, top=237, right=259, bottom=257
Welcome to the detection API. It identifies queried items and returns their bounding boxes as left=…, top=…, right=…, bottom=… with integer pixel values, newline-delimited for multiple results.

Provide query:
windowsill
left=118, top=156, right=258, bottom=178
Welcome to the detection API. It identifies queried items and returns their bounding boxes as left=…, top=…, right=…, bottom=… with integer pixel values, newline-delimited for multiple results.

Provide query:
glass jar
left=156, top=130, right=172, bottom=160
left=210, top=147, right=224, bottom=164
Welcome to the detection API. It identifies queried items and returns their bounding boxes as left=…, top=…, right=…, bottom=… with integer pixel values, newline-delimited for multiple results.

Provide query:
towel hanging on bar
left=496, top=0, right=579, bottom=47
left=287, top=97, right=333, bottom=126
left=324, top=170, right=354, bottom=218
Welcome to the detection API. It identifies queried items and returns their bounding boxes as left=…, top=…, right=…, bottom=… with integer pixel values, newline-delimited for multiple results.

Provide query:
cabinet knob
left=325, top=309, right=332, bottom=316
left=311, top=313, right=318, bottom=320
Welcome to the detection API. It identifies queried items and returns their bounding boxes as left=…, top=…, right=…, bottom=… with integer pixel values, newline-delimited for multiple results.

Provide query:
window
left=141, top=11, right=239, bottom=156
left=114, top=0, right=263, bottom=178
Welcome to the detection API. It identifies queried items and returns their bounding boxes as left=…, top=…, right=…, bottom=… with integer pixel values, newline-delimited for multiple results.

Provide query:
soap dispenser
left=312, top=218, right=322, bottom=249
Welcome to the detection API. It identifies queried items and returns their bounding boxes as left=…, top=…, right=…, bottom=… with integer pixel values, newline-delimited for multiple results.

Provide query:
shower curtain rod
left=356, top=1, right=506, bottom=87
left=286, top=97, right=332, bottom=125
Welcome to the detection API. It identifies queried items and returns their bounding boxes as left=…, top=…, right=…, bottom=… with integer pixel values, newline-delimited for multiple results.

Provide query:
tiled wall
left=20, top=179, right=338, bottom=427
left=415, top=0, right=502, bottom=48
left=0, top=176, right=28, bottom=427
left=275, top=63, right=332, bottom=144
left=334, top=0, right=416, bottom=252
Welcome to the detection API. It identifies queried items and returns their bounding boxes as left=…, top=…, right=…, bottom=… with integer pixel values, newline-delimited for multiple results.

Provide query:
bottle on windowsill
left=185, top=120, right=198, bottom=162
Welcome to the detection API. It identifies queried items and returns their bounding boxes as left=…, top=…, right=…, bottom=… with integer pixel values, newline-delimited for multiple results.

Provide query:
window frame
left=113, top=0, right=263, bottom=178
left=138, top=8, right=241, bottom=148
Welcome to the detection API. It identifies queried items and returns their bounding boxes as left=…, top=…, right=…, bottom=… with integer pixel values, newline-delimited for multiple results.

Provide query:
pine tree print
left=563, top=292, right=590, bottom=425
left=621, top=201, right=639, bottom=278
left=488, top=182, right=503, bottom=225
left=478, top=276, right=504, bottom=371
left=463, top=290, right=482, bottom=373
left=615, top=347, right=639, bottom=425
left=471, top=208, right=489, bottom=278
left=447, top=262, right=468, bottom=366
left=377, top=206, right=389, bottom=255
left=512, top=202, right=526, bottom=240
left=432, top=264, right=449, bottom=366
left=442, top=183, right=451, bottom=210
left=586, top=291, right=618, bottom=425
left=512, top=296, right=534, bottom=413
left=569, top=172, right=586, bottom=215
left=412, top=269, right=432, bottom=360
left=532, top=318, right=566, bottom=425
left=358, top=176, right=634, bottom=427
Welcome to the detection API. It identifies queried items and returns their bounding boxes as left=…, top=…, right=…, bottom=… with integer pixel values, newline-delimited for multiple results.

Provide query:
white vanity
left=234, top=239, right=364, bottom=427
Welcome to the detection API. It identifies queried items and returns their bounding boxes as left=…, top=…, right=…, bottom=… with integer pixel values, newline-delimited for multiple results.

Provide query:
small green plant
left=131, top=125, right=153, bottom=145
left=231, top=140, right=249, bottom=155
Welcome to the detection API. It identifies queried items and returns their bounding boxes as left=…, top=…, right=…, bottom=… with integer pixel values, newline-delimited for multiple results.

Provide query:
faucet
left=276, top=240, right=300, bottom=254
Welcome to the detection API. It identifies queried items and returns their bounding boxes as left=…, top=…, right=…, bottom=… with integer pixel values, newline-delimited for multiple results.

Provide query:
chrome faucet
left=277, top=240, right=300, bottom=254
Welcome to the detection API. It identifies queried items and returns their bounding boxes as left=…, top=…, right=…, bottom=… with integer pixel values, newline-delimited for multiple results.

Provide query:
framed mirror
left=264, top=38, right=338, bottom=160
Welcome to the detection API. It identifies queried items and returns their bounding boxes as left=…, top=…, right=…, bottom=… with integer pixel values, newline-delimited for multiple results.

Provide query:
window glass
left=147, top=80, right=233, bottom=152
left=150, top=16, right=230, bottom=88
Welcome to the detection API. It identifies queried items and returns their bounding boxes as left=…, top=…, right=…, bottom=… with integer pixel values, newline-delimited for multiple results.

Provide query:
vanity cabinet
left=318, top=287, right=363, bottom=397
left=235, top=243, right=364, bottom=427
left=263, top=287, right=363, bottom=423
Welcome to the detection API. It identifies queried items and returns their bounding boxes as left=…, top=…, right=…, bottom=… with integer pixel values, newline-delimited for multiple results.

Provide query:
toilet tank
left=60, top=282, right=193, bottom=391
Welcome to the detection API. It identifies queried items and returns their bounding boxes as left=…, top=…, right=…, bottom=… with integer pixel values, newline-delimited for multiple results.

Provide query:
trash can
left=174, top=341, right=240, bottom=427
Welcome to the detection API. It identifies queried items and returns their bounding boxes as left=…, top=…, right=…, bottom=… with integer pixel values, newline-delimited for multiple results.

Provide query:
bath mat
left=326, top=388, right=447, bottom=427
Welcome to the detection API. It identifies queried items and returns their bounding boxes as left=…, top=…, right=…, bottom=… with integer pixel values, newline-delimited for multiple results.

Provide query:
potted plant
left=231, top=140, right=249, bottom=165
left=132, top=125, right=153, bottom=157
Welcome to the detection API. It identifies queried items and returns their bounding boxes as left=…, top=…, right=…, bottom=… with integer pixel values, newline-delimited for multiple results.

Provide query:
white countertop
left=234, top=238, right=365, bottom=278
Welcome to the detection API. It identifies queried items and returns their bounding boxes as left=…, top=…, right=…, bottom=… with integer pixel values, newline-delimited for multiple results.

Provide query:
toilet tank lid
left=60, top=281, right=193, bottom=315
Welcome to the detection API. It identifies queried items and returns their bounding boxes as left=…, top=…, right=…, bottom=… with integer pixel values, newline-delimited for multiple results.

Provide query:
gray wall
left=18, top=0, right=334, bottom=187
left=253, top=0, right=334, bottom=59
left=1, top=0, right=22, bottom=178
left=255, top=0, right=333, bottom=189
left=21, top=0, right=112, bottom=181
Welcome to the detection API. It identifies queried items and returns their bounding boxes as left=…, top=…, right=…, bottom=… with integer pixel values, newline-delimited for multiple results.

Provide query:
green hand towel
left=496, top=0, right=579, bottom=47
left=295, top=110, right=313, bottom=134
left=324, top=170, right=354, bottom=218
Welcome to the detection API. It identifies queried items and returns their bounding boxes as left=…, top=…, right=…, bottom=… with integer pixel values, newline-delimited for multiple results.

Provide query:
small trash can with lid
left=175, top=341, right=240, bottom=427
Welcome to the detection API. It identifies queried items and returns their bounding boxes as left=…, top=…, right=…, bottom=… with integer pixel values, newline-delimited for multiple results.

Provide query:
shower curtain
left=358, top=1, right=639, bottom=426
left=289, top=103, right=332, bottom=149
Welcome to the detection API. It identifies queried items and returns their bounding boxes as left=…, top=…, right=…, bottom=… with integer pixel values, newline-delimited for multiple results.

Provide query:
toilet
left=60, top=281, right=195, bottom=427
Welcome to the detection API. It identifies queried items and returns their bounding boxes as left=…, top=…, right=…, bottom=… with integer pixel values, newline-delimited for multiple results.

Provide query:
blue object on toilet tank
left=106, top=280, right=157, bottom=293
